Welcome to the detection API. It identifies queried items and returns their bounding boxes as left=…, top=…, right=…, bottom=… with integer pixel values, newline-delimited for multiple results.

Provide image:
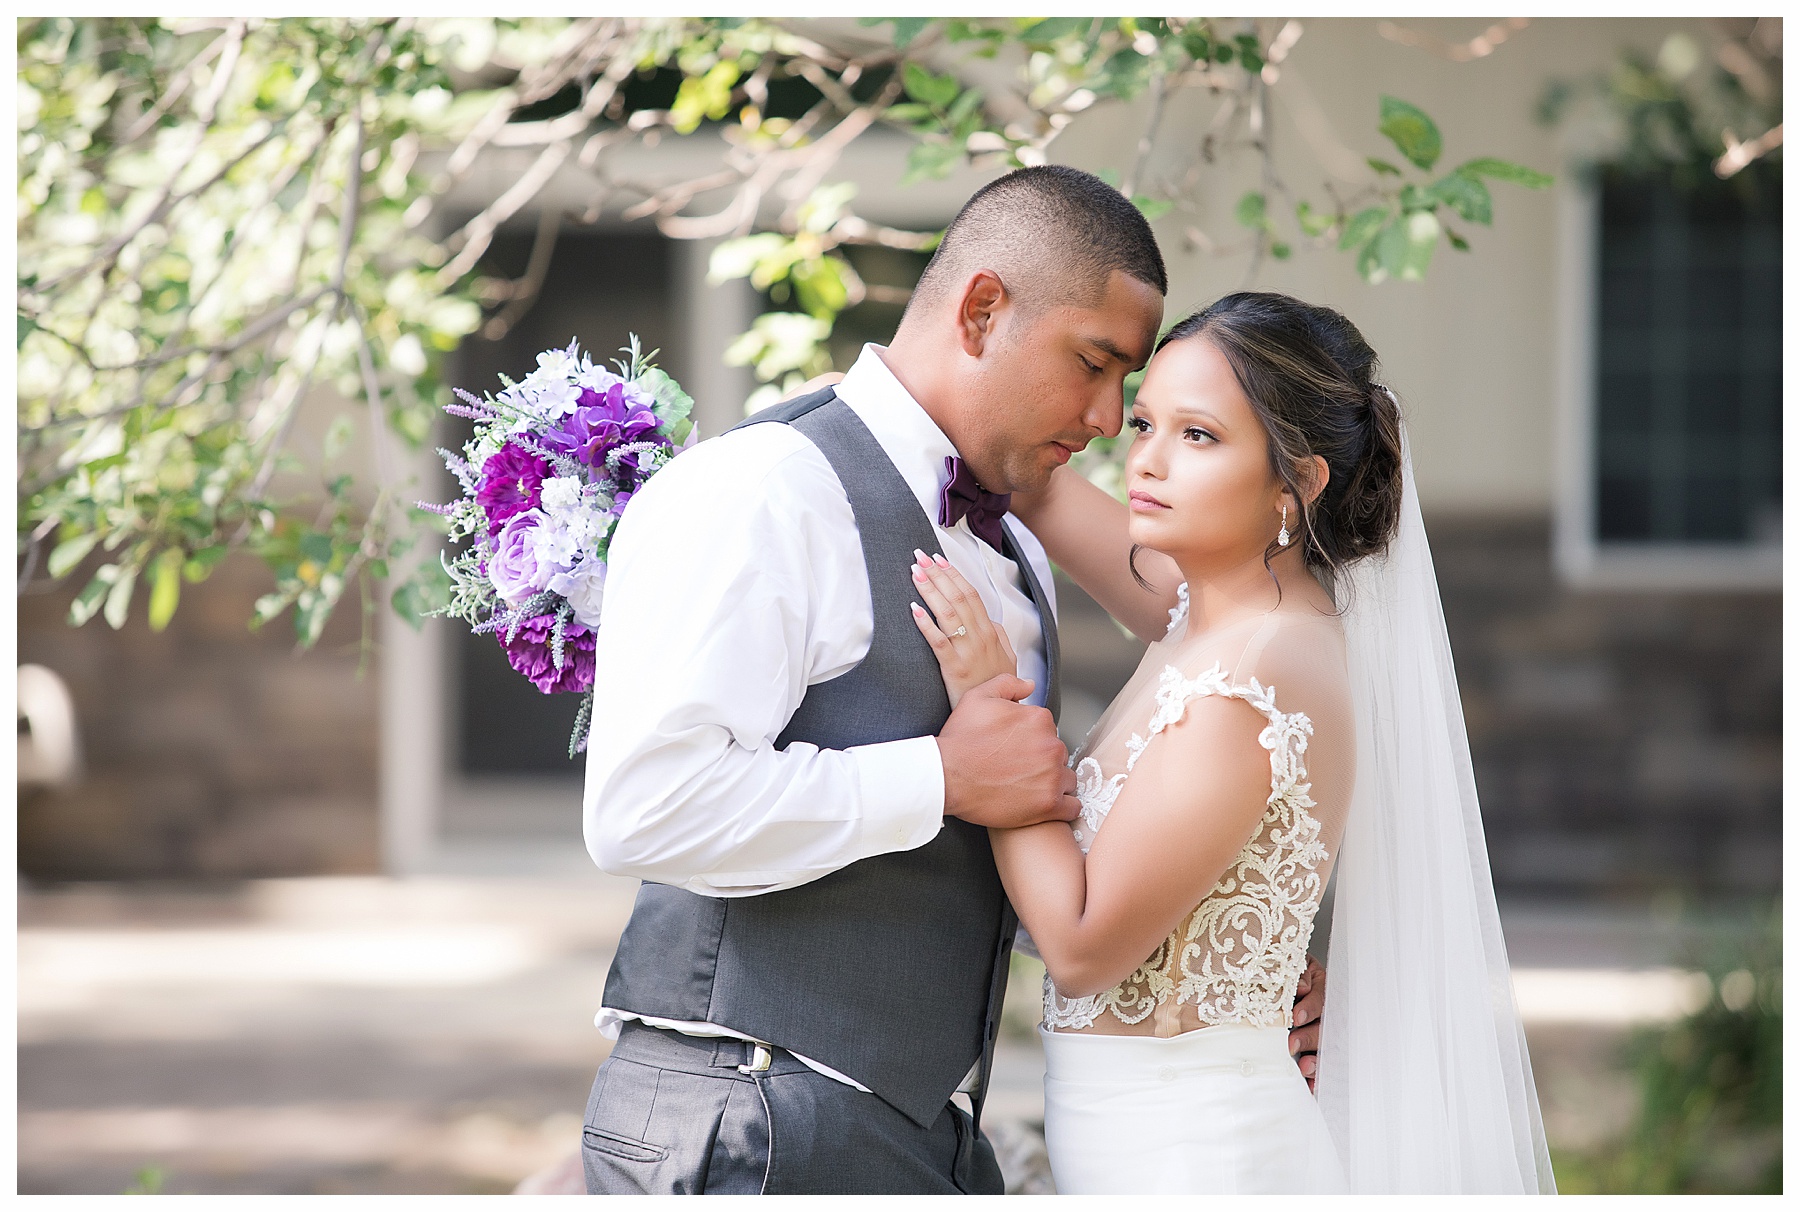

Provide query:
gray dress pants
left=582, top=1020, right=1004, bottom=1194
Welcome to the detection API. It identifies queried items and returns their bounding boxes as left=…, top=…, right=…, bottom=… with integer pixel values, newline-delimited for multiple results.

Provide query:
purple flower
left=544, top=382, right=666, bottom=480
left=477, top=443, right=550, bottom=535
left=488, top=511, right=551, bottom=603
left=497, top=613, right=597, bottom=695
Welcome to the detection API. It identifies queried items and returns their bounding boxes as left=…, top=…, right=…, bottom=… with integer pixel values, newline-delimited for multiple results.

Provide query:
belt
left=611, top=1019, right=817, bottom=1079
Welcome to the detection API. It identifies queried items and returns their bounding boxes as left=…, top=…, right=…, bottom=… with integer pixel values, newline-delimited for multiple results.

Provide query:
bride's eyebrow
left=1170, top=405, right=1227, bottom=429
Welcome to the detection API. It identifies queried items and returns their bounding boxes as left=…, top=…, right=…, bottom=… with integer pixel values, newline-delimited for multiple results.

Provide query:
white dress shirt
left=585, top=343, right=1056, bottom=1087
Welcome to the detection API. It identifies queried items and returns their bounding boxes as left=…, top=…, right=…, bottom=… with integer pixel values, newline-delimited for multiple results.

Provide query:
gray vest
left=601, top=390, right=1061, bottom=1127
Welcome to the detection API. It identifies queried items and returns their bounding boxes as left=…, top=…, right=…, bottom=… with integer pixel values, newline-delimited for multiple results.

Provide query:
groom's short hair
left=909, top=165, right=1167, bottom=318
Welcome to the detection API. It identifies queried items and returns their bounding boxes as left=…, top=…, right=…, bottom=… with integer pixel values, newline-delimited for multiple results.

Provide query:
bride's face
left=1123, top=336, right=1287, bottom=568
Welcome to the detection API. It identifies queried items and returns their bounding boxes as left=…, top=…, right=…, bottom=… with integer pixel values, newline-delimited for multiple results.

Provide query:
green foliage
left=1275, top=95, right=1550, bottom=284
left=1539, top=27, right=1781, bottom=187
left=1555, top=904, right=1782, bottom=1194
left=19, top=17, right=477, bottom=643
left=1377, top=95, right=1442, bottom=171
left=18, top=16, right=1564, bottom=643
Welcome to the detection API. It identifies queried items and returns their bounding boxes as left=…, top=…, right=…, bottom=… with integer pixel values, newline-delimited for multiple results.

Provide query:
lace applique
left=1164, top=582, right=1190, bottom=639
left=1043, top=663, right=1328, bottom=1033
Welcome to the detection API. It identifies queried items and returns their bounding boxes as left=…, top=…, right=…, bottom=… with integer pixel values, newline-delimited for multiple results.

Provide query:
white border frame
left=1552, top=174, right=1781, bottom=592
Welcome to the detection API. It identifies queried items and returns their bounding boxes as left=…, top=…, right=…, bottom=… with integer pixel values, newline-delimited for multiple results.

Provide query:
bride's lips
left=1128, top=489, right=1169, bottom=512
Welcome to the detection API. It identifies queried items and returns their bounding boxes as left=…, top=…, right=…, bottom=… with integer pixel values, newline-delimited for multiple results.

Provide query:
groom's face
left=963, top=270, right=1162, bottom=494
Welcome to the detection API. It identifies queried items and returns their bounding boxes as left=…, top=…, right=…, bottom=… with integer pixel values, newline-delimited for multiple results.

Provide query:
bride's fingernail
left=912, top=566, right=928, bottom=582
left=933, top=554, right=950, bottom=568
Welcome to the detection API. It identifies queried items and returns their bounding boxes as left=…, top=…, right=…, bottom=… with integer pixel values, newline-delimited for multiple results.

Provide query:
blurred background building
left=17, top=15, right=1780, bottom=1196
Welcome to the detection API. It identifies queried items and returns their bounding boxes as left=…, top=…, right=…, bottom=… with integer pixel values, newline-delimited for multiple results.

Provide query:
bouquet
left=425, top=336, right=694, bottom=755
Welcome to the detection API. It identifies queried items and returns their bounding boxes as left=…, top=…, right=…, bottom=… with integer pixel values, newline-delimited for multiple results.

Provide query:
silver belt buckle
left=737, top=1042, right=773, bottom=1074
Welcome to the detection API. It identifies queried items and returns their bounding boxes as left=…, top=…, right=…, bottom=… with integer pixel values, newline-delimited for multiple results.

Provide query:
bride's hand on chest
left=907, top=552, right=1019, bottom=708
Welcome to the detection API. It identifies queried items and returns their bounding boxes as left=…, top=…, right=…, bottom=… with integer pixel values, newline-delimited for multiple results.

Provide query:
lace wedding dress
left=1038, top=586, right=1351, bottom=1194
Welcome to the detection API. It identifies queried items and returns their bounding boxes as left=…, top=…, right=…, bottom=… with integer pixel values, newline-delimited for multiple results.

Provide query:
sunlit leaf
left=47, top=531, right=100, bottom=579
left=903, top=62, right=960, bottom=110
left=1378, top=95, right=1442, bottom=171
left=1338, top=206, right=1388, bottom=252
left=1295, top=200, right=1334, bottom=237
left=1457, top=157, right=1554, bottom=189
left=147, top=547, right=183, bottom=632
left=903, top=140, right=960, bottom=185
left=1428, top=171, right=1493, bottom=225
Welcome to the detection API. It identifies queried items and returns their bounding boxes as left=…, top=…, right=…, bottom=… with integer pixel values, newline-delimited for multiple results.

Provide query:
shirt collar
left=832, top=343, right=958, bottom=523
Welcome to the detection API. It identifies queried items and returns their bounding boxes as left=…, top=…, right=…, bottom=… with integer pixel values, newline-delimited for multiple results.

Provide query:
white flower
left=574, top=355, right=624, bottom=393
left=525, top=376, right=583, bottom=418
left=533, top=346, right=577, bottom=380
left=539, top=475, right=584, bottom=516
left=547, top=558, right=607, bottom=629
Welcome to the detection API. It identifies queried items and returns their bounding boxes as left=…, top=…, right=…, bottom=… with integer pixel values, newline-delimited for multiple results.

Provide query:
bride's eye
left=1126, top=416, right=1150, bottom=436
left=1183, top=426, right=1217, bottom=444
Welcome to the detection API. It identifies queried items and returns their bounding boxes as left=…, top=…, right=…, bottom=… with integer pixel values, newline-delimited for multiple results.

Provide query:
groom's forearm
left=584, top=435, right=948, bottom=895
left=585, top=729, right=945, bottom=895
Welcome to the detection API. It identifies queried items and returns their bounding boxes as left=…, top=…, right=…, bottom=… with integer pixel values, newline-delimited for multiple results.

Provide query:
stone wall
left=1431, top=516, right=1780, bottom=896
left=18, top=554, right=381, bottom=880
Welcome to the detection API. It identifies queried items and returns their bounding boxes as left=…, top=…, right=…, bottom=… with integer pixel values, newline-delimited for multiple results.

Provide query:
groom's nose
left=1082, top=391, right=1125, bottom=440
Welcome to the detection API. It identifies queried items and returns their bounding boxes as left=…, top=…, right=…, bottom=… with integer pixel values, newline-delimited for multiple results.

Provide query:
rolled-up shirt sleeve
left=582, top=425, right=945, bottom=896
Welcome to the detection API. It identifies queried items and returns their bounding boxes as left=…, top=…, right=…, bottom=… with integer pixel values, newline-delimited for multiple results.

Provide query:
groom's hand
left=937, top=674, right=1080, bottom=829
left=1289, top=954, right=1326, bottom=1091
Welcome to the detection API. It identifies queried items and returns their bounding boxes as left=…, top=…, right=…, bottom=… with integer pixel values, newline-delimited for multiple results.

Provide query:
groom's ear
left=954, top=269, right=1009, bottom=358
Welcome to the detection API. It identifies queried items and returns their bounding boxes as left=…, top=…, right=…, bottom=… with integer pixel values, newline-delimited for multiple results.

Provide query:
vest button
left=1157, top=1067, right=1176, bottom=1082
left=1240, top=1059, right=1256, bottom=1077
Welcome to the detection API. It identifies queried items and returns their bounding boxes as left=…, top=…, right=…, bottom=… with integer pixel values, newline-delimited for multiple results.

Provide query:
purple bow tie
left=938, top=456, right=1011, bottom=553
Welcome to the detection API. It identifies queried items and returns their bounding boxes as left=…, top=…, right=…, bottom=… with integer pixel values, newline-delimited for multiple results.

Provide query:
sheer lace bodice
left=1044, top=584, right=1352, bottom=1038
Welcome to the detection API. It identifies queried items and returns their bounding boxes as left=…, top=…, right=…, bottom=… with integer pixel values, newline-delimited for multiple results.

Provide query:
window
left=1555, top=163, right=1781, bottom=589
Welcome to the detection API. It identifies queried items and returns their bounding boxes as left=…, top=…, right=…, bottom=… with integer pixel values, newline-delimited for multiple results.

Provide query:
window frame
left=1552, top=173, right=1782, bottom=592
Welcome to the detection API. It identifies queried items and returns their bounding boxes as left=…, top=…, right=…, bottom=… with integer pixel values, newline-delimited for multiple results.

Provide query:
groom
left=580, top=166, right=1319, bottom=1194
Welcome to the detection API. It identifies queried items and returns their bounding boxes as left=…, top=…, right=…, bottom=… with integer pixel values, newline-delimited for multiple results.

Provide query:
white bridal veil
left=1316, top=424, right=1557, bottom=1193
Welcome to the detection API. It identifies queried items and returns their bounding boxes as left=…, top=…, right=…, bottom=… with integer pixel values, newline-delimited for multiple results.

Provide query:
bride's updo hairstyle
left=1157, top=291, right=1404, bottom=585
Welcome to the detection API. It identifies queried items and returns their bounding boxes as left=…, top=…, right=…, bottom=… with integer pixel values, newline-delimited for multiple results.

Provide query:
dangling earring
left=1278, top=505, right=1290, bottom=548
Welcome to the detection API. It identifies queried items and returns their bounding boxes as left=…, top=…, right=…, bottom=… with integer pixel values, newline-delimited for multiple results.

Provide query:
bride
left=907, top=292, right=1555, bottom=1194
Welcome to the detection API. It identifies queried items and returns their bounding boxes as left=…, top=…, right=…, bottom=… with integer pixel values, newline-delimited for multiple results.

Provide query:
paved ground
left=16, top=869, right=1749, bottom=1195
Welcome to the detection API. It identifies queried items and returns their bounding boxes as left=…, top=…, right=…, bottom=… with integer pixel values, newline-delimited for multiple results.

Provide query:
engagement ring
left=950, top=626, right=968, bottom=639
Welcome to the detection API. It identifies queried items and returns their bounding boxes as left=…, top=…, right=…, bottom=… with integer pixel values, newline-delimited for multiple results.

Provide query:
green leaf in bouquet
left=637, top=366, right=694, bottom=429
left=1379, top=95, right=1442, bottom=171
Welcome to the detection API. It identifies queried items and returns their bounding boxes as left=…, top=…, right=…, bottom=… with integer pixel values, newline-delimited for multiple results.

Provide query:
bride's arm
left=1009, top=465, right=1183, bottom=644
left=991, top=693, right=1271, bottom=998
